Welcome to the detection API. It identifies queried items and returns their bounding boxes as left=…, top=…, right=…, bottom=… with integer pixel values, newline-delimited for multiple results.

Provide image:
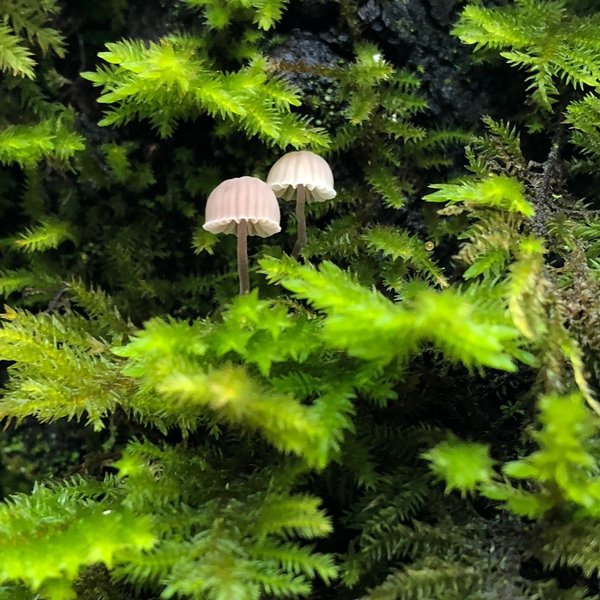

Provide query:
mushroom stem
left=237, top=220, right=250, bottom=295
left=292, top=184, right=307, bottom=259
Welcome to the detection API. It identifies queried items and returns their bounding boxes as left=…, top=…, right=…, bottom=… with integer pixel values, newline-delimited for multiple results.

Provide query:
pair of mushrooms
left=203, top=151, right=336, bottom=294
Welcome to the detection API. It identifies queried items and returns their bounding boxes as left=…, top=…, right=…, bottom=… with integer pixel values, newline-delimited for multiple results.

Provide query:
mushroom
left=266, top=150, right=336, bottom=258
left=203, top=176, right=280, bottom=295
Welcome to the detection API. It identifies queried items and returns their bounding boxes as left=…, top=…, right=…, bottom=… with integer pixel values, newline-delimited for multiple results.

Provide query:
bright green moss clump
left=2, top=0, right=600, bottom=598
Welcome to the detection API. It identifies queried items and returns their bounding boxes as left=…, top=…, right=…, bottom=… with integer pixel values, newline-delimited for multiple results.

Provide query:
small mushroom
left=267, top=150, right=336, bottom=258
left=203, top=176, right=280, bottom=295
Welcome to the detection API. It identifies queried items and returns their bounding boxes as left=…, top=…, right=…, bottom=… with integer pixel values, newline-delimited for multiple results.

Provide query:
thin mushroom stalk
left=237, top=220, right=250, bottom=295
left=292, top=184, right=307, bottom=258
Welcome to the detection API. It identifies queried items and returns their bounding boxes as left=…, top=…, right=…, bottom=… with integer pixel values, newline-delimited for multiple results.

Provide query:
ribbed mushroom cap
left=203, top=176, right=281, bottom=237
left=267, top=151, right=336, bottom=202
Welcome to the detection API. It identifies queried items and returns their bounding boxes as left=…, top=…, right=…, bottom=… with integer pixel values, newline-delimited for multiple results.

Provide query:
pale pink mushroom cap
left=203, top=176, right=281, bottom=238
left=267, top=151, right=336, bottom=202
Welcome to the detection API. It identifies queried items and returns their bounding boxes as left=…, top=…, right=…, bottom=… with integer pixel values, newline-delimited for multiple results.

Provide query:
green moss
left=2, top=0, right=600, bottom=598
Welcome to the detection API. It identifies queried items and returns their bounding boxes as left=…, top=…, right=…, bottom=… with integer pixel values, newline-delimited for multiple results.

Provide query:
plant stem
left=237, top=220, right=250, bottom=295
left=292, top=184, right=307, bottom=259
